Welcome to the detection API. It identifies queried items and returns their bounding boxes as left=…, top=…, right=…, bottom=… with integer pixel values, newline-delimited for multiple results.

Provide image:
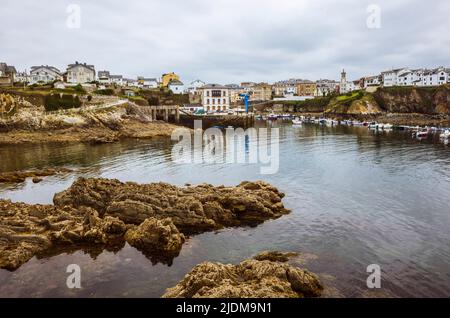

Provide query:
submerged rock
left=0, top=178, right=290, bottom=270
left=0, top=168, right=72, bottom=184
left=162, top=252, right=323, bottom=298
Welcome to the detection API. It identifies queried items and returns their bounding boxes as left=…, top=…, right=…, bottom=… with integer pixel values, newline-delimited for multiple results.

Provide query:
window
left=212, top=90, right=222, bottom=97
left=206, top=99, right=210, bottom=104
left=223, top=98, right=226, bottom=104
left=218, top=99, right=221, bottom=104
left=223, top=91, right=227, bottom=97
left=212, top=99, right=215, bottom=104
left=206, top=91, right=210, bottom=97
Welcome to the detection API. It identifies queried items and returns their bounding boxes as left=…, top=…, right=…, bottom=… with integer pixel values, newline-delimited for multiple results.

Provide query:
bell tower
left=340, top=69, right=347, bottom=94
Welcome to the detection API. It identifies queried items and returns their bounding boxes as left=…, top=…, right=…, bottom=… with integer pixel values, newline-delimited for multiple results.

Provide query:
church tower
left=340, top=69, right=347, bottom=94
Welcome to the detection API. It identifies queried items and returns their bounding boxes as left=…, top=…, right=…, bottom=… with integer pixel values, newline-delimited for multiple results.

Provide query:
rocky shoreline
left=0, top=168, right=73, bottom=184
left=0, top=178, right=290, bottom=270
left=163, top=251, right=323, bottom=298
left=0, top=103, right=179, bottom=145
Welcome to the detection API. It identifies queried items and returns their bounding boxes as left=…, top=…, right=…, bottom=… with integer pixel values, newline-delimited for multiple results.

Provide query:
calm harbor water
left=0, top=121, right=449, bottom=298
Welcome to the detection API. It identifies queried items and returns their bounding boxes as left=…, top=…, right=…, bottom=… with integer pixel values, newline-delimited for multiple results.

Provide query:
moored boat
left=292, top=117, right=303, bottom=125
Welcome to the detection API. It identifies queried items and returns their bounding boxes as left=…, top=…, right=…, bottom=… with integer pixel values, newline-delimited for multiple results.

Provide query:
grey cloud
left=1, top=0, right=449, bottom=83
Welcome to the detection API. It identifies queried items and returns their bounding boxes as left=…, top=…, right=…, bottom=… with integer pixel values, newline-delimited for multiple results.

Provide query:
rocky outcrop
left=373, top=86, right=450, bottom=115
left=0, top=178, right=290, bottom=270
left=0, top=102, right=179, bottom=145
left=53, top=178, right=290, bottom=234
left=0, top=168, right=72, bottom=184
left=162, top=252, right=323, bottom=298
left=124, top=217, right=185, bottom=264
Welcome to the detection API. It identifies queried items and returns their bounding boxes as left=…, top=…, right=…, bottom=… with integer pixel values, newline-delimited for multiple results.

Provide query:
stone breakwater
left=0, top=178, right=290, bottom=270
left=163, top=251, right=323, bottom=298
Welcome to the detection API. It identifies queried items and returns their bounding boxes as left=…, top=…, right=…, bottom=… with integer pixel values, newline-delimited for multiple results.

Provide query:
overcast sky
left=1, top=0, right=449, bottom=84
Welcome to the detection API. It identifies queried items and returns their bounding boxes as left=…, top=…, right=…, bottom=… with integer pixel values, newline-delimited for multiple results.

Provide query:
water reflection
left=0, top=123, right=449, bottom=297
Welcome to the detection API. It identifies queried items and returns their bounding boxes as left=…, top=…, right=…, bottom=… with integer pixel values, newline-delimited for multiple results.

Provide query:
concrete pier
left=135, top=105, right=180, bottom=123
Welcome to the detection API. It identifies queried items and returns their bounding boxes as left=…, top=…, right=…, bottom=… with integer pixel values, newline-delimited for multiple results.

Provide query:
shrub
left=95, top=89, right=114, bottom=95
left=44, top=93, right=82, bottom=111
left=73, top=84, right=86, bottom=93
left=148, top=96, right=159, bottom=106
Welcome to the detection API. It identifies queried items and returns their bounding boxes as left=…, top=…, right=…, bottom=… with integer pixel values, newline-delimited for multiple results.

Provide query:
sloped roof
left=169, top=80, right=184, bottom=85
left=31, top=65, right=61, bottom=75
left=67, top=62, right=95, bottom=71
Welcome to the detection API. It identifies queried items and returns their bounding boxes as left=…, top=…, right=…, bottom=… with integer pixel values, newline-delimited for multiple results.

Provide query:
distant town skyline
left=1, top=0, right=450, bottom=84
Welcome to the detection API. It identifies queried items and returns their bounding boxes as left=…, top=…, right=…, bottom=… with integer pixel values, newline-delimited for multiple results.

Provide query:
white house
left=363, top=75, right=381, bottom=88
left=66, top=62, right=96, bottom=84
left=110, top=75, right=124, bottom=86
left=186, top=79, right=205, bottom=94
left=168, top=80, right=184, bottom=94
left=98, top=71, right=111, bottom=84
left=29, top=65, right=62, bottom=85
left=201, top=84, right=230, bottom=112
left=381, top=68, right=410, bottom=87
left=422, top=67, right=449, bottom=86
left=381, top=67, right=449, bottom=87
left=14, top=71, right=29, bottom=83
left=315, top=79, right=339, bottom=96
left=141, top=78, right=158, bottom=89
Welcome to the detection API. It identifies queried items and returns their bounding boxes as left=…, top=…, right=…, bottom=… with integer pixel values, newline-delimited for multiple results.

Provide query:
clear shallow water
left=0, top=122, right=449, bottom=298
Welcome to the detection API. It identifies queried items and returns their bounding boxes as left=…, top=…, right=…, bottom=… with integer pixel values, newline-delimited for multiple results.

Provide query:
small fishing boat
left=292, top=117, right=303, bottom=125
left=440, top=130, right=450, bottom=139
left=268, top=113, right=278, bottom=120
left=383, top=123, right=393, bottom=130
left=414, top=129, right=429, bottom=138
left=368, top=122, right=378, bottom=129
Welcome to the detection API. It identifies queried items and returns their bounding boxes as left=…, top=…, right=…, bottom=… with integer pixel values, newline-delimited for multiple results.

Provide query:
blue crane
left=239, top=93, right=250, bottom=113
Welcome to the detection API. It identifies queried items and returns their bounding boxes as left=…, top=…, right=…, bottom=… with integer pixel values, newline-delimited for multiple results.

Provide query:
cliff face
left=373, top=86, right=450, bottom=114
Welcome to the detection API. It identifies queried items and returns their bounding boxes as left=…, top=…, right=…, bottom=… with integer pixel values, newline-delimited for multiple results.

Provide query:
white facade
left=315, top=79, right=339, bottom=96
left=382, top=68, right=410, bottom=87
left=15, top=72, right=29, bottom=83
left=29, top=65, right=62, bottom=84
left=422, top=68, right=449, bottom=86
left=110, top=75, right=124, bottom=86
left=67, top=62, right=96, bottom=84
left=201, top=84, right=230, bottom=112
left=143, top=78, right=158, bottom=88
left=187, top=79, right=205, bottom=94
left=364, top=75, right=381, bottom=88
left=98, top=71, right=111, bottom=84
left=381, top=67, right=449, bottom=87
left=168, top=81, right=184, bottom=94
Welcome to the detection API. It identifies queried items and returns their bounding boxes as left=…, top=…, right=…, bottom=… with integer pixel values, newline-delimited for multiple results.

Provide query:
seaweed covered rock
left=53, top=178, right=290, bottom=234
left=162, top=252, right=323, bottom=298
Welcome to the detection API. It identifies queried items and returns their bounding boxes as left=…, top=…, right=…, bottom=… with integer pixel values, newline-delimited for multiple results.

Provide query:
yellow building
left=161, top=72, right=180, bottom=87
